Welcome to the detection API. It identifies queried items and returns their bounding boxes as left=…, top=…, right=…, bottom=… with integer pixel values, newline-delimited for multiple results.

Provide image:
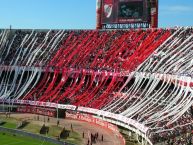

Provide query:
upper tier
left=0, top=29, right=172, bottom=72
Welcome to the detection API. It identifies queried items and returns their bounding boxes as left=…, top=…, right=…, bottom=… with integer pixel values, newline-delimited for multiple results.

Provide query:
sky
left=0, top=0, right=193, bottom=29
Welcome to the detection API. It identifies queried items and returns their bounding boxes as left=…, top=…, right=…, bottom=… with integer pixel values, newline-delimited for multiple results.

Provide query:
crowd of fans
left=0, top=30, right=64, bottom=67
left=1, top=28, right=193, bottom=144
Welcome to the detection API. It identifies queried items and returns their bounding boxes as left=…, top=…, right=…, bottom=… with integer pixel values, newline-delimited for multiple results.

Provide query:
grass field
left=0, top=117, right=17, bottom=129
left=0, top=132, right=58, bottom=145
left=0, top=115, right=82, bottom=145
left=22, top=123, right=82, bottom=145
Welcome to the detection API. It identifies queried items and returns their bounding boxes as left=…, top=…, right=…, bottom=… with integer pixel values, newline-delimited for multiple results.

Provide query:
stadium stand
left=0, top=27, right=193, bottom=144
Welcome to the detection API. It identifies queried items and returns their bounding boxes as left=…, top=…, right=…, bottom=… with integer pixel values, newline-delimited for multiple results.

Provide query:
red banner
left=66, top=112, right=119, bottom=132
left=17, top=106, right=56, bottom=117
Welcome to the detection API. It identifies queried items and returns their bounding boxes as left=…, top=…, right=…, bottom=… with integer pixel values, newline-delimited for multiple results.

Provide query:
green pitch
left=0, top=132, right=58, bottom=145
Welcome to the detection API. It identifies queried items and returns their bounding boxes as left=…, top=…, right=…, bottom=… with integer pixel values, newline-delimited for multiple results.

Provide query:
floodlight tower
left=96, top=0, right=103, bottom=29
left=150, top=0, right=158, bottom=28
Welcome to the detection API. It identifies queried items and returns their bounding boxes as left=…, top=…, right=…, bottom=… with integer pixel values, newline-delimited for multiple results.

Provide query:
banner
left=17, top=106, right=56, bottom=117
left=66, top=112, right=119, bottom=133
